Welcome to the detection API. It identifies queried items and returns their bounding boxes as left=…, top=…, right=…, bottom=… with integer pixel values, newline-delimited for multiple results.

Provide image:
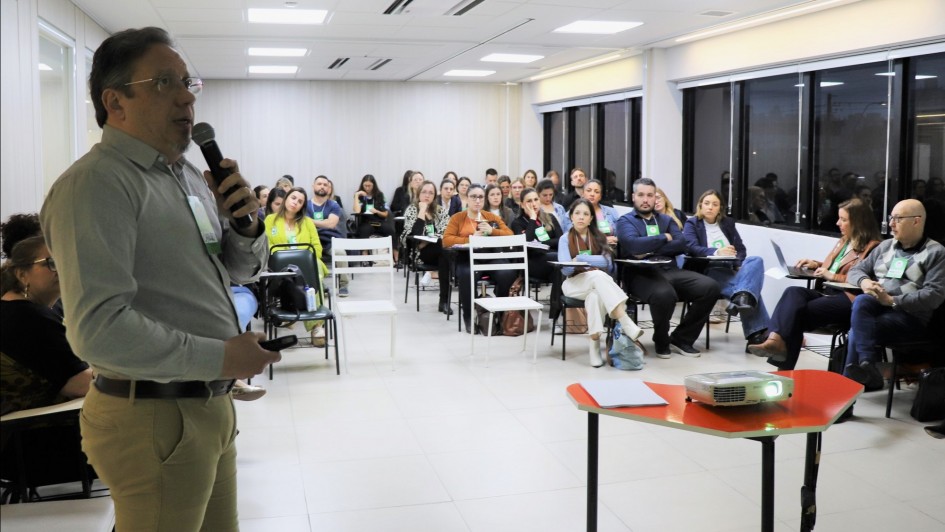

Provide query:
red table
left=567, top=369, right=862, bottom=532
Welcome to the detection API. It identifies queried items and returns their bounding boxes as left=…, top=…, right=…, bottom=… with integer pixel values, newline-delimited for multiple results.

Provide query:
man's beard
left=314, top=189, right=328, bottom=198
left=635, top=204, right=653, bottom=215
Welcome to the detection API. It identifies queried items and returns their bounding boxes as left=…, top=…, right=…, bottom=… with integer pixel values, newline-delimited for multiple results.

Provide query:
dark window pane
left=571, top=106, right=593, bottom=181
left=912, top=53, right=945, bottom=206
left=690, top=84, right=732, bottom=212
left=601, top=100, right=628, bottom=202
left=812, top=62, right=889, bottom=232
left=544, top=111, right=564, bottom=178
left=745, top=75, right=800, bottom=227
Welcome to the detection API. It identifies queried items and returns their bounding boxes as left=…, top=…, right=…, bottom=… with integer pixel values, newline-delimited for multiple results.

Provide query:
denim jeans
left=705, top=256, right=769, bottom=338
left=844, top=294, right=928, bottom=369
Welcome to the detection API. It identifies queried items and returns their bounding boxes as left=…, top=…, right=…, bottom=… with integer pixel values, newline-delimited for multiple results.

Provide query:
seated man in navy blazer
left=616, top=178, right=720, bottom=358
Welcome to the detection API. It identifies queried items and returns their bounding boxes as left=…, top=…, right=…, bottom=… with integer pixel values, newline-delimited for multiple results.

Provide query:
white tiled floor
left=236, top=276, right=945, bottom=531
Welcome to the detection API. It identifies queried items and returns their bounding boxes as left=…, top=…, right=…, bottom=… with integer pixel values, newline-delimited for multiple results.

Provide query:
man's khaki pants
left=80, top=386, right=238, bottom=531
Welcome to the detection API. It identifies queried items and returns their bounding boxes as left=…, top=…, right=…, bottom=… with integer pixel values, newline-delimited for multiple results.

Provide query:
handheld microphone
left=192, top=122, right=252, bottom=228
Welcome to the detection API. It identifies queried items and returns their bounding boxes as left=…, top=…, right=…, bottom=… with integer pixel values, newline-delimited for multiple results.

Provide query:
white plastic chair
left=331, top=236, right=397, bottom=372
left=468, top=234, right=544, bottom=365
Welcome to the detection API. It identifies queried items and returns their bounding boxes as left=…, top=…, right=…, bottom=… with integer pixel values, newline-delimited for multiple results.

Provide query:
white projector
left=684, top=371, right=794, bottom=406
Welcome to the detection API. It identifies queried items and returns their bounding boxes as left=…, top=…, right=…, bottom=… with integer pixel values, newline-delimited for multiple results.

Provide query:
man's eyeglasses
left=31, top=257, right=57, bottom=272
left=888, top=215, right=921, bottom=224
left=468, top=194, right=485, bottom=200
left=124, top=75, right=203, bottom=95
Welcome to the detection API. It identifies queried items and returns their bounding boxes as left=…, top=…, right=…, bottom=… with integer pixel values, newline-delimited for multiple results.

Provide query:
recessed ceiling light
left=249, top=65, right=299, bottom=74
left=553, top=21, right=643, bottom=35
left=444, top=69, right=495, bottom=77
left=916, top=74, right=938, bottom=80
left=248, top=47, right=308, bottom=57
left=874, top=72, right=895, bottom=77
left=38, top=63, right=52, bottom=71
left=247, top=8, right=327, bottom=24
left=480, top=53, right=543, bottom=64
left=820, top=81, right=844, bottom=87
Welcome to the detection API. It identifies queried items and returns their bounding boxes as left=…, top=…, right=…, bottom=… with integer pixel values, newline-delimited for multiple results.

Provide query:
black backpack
left=277, top=264, right=307, bottom=313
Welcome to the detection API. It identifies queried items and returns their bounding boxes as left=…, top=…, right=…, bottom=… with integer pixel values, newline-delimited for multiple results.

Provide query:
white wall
left=193, top=79, right=520, bottom=198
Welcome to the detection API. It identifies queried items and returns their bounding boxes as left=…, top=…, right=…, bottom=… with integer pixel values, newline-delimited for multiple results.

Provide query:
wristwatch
left=890, top=299, right=897, bottom=309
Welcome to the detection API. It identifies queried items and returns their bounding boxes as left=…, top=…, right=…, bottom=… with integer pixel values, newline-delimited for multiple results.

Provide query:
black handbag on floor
left=910, top=367, right=945, bottom=422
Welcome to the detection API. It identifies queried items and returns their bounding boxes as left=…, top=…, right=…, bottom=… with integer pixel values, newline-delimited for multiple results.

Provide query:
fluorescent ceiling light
left=875, top=72, right=895, bottom=77
left=247, top=8, right=327, bottom=24
left=554, top=21, right=642, bottom=35
left=38, top=63, right=52, bottom=71
left=248, top=47, right=307, bottom=57
left=915, top=74, right=938, bottom=80
left=820, top=81, right=844, bottom=87
left=481, top=53, right=543, bottom=64
left=444, top=69, right=495, bottom=77
left=249, top=65, right=299, bottom=74
left=676, top=0, right=845, bottom=43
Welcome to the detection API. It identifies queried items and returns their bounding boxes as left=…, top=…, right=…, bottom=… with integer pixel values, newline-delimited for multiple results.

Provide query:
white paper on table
left=765, top=267, right=787, bottom=280
left=580, top=379, right=669, bottom=408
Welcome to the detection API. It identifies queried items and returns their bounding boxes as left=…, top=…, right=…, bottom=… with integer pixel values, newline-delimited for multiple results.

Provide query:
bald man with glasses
left=843, top=199, right=945, bottom=391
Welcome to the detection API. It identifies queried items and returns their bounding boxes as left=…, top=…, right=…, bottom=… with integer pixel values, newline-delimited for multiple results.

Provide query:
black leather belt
left=94, top=375, right=235, bottom=399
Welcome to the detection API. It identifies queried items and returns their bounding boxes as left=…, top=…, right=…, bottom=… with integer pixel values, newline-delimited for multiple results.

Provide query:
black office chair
left=402, top=236, right=440, bottom=311
left=262, top=244, right=339, bottom=376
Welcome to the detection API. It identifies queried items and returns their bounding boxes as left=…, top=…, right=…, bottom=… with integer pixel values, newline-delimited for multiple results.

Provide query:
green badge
left=578, top=250, right=592, bottom=256
left=365, top=203, right=374, bottom=212
left=425, top=223, right=435, bottom=236
left=535, top=226, right=550, bottom=241
left=645, top=224, right=660, bottom=236
left=597, top=220, right=611, bottom=234
left=313, top=211, right=324, bottom=221
left=885, top=257, right=909, bottom=279
left=712, top=239, right=725, bottom=248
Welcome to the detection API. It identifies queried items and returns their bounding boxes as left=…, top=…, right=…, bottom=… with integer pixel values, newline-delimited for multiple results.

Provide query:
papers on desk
left=413, top=235, right=439, bottom=243
left=616, top=258, right=672, bottom=265
left=825, top=281, right=862, bottom=292
left=526, top=241, right=550, bottom=251
left=765, top=267, right=788, bottom=280
left=580, top=379, right=668, bottom=408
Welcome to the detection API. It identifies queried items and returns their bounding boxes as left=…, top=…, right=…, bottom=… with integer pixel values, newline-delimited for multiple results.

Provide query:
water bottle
left=305, top=286, right=317, bottom=311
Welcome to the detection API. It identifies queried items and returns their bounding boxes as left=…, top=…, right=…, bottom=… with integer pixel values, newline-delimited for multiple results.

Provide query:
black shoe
left=725, top=302, right=740, bottom=317
left=731, top=291, right=757, bottom=310
left=835, top=404, right=854, bottom=424
left=439, top=302, right=454, bottom=315
left=845, top=361, right=884, bottom=392
left=925, top=423, right=945, bottom=439
left=464, top=317, right=472, bottom=334
left=670, top=337, right=701, bottom=357
left=655, top=344, right=672, bottom=359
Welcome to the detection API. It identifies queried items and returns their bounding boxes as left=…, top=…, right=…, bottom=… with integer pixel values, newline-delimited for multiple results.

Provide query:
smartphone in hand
left=259, top=335, right=298, bottom=351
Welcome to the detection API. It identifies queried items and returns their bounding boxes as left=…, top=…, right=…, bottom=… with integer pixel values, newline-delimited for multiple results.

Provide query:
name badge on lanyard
left=426, top=223, right=435, bottom=236
left=885, top=257, right=909, bottom=279
left=535, top=226, right=550, bottom=241
left=313, top=211, right=324, bottom=221
left=712, top=239, right=725, bottom=248
left=597, top=219, right=611, bottom=234
left=187, top=196, right=222, bottom=255
left=645, top=223, right=660, bottom=236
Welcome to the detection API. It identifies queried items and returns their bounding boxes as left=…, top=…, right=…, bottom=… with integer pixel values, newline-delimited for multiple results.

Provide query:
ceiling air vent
left=384, top=0, right=413, bottom=15
left=328, top=58, right=349, bottom=69
left=369, top=59, right=392, bottom=71
left=384, top=0, right=484, bottom=16
left=700, top=10, right=734, bottom=17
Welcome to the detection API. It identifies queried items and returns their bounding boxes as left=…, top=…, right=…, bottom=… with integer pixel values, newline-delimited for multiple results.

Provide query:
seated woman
left=505, top=178, right=526, bottom=216
left=537, top=178, right=570, bottom=232
left=485, top=183, right=515, bottom=228
left=655, top=187, right=687, bottom=230
left=400, top=180, right=452, bottom=314
left=353, top=174, right=394, bottom=239
left=439, top=179, right=459, bottom=216
left=264, top=187, right=286, bottom=218
left=748, top=198, right=880, bottom=369
left=522, top=169, right=539, bottom=189
left=1, top=235, right=92, bottom=415
left=455, top=176, right=472, bottom=213
left=443, top=184, right=516, bottom=333
left=264, top=187, right=328, bottom=346
left=558, top=199, right=644, bottom=367
left=511, top=187, right=562, bottom=282
left=581, top=179, right=620, bottom=246
left=683, top=189, right=771, bottom=348
left=254, top=185, right=270, bottom=220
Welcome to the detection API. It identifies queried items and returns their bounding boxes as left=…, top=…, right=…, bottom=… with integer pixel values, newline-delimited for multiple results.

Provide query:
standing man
left=311, top=175, right=350, bottom=297
left=485, top=168, right=499, bottom=186
left=616, top=178, right=720, bottom=357
left=562, top=167, right=588, bottom=210
left=41, top=27, right=280, bottom=531
left=844, top=199, right=944, bottom=390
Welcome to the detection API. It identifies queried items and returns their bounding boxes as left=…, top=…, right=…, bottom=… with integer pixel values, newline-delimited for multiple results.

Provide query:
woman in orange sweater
left=443, top=184, right=516, bottom=333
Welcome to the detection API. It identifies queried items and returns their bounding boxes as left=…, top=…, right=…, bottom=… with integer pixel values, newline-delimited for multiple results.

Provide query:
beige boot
left=589, top=338, right=604, bottom=368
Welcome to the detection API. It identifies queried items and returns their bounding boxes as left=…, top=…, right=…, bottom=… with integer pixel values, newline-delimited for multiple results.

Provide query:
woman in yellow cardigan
left=264, top=187, right=328, bottom=345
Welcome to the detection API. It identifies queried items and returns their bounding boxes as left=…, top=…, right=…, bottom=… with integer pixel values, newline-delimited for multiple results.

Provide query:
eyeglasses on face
left=888, top=215, right=921, bottom=224
left=468, top=194, right=485, bottom=200
left=124, top=75, right=203, bottom=95
left=31, top=257, right=57, bottom=272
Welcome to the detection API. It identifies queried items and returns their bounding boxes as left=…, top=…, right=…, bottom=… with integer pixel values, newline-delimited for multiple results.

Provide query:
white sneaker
left=420, top=272, right=432, bottom=286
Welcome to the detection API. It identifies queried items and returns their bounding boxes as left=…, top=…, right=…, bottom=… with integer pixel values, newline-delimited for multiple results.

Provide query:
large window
left=683, top=51, right=943, bottom=235
left=39, top=24, right=75, bottom=191
left=543, top=97, right=640, bottom=203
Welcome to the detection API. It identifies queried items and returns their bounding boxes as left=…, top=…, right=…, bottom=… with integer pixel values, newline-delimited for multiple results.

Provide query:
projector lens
left=764, top=381, right=782, bottom=398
